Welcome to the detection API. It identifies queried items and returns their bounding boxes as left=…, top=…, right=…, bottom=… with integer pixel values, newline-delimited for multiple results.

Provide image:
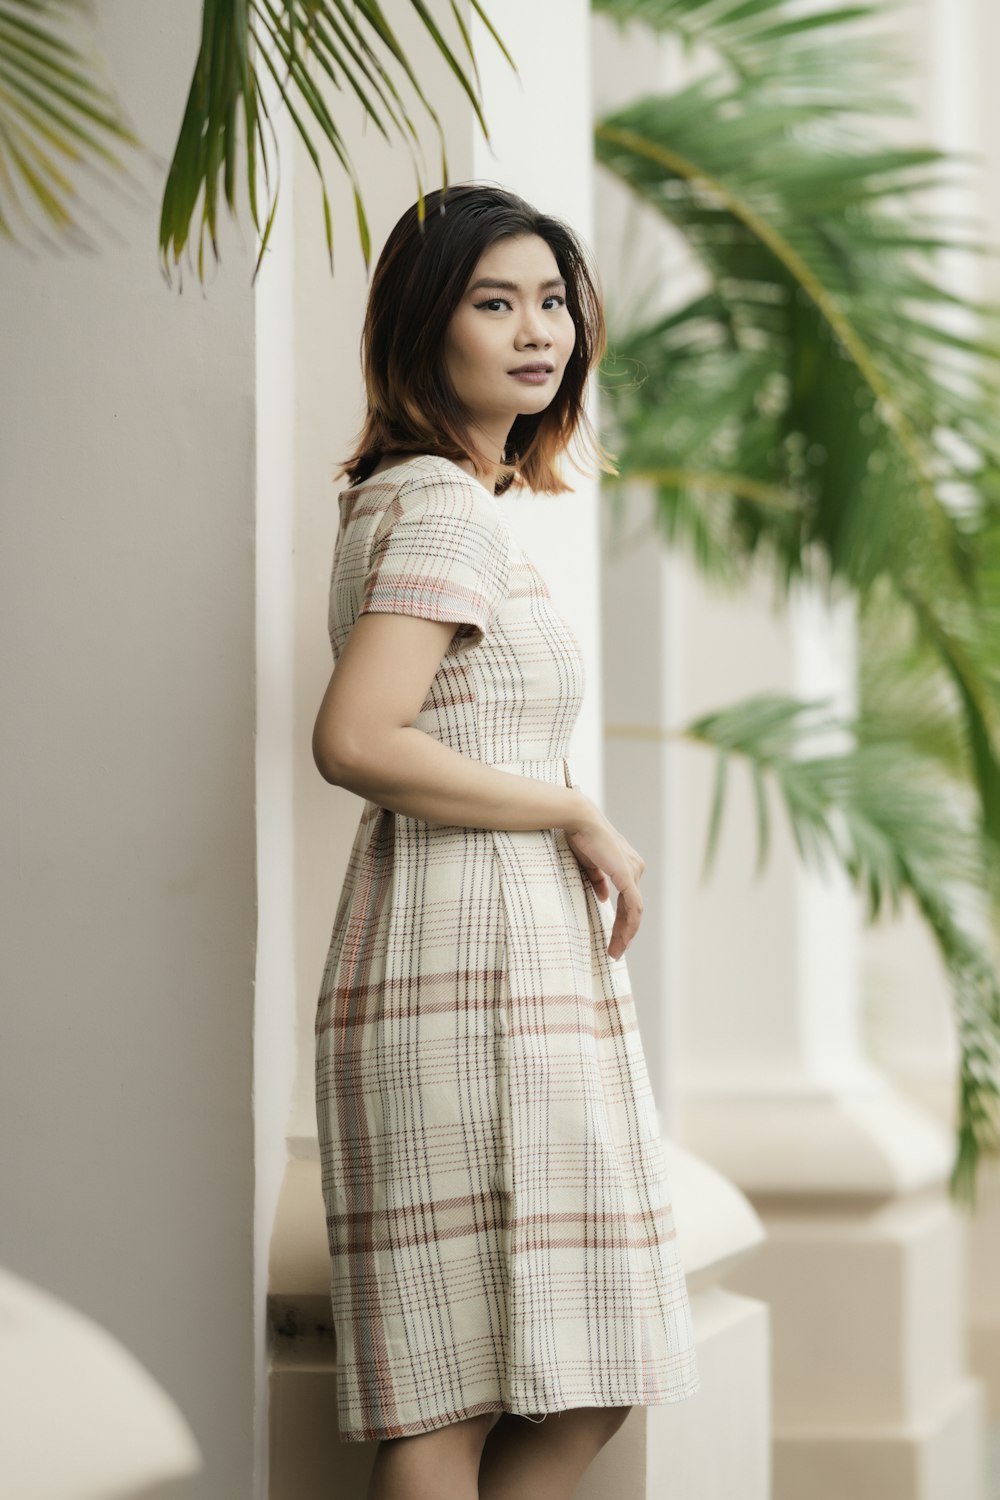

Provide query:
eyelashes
left=473, top=295, right=567, bottom=312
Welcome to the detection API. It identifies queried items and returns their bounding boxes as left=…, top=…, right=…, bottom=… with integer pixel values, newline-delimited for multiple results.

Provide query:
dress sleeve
left=360, top=470, right=512, bottom=651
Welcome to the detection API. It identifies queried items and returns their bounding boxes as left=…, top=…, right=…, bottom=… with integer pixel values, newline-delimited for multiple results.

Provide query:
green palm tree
left=5, top=0, right=999, bottom=1205
left=592, top=0, right=1000, bottom=1205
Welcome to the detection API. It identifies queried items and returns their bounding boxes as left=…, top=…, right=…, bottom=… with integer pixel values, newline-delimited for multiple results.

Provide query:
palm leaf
left=0, top=0, right=143, bottom=250
left=595, top=0, right=916, bottom=113
left=681, top=692, right=1000, bottom=1204
left=856, top=577, right=970, bottom=782
left=595, top=80, right=981, bottom=576
left=158, top=0, right=516, bottom=287
left=595, top=2, right=1000, bottom=1199
left=593, top=28, right=1000, bottom=864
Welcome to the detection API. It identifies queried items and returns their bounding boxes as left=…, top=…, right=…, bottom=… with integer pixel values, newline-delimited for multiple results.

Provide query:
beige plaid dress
left=314, top=453, right=700, bottom=1443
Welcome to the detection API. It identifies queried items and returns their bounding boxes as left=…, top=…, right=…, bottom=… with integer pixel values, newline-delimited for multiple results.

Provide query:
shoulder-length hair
left=336, top=182, right=619, bottom=496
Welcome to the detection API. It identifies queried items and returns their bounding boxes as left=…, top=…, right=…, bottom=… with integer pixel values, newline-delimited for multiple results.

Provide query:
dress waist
left=355, top=754, right=578, bottom=857
left=484, top=755, right=576, bottom=788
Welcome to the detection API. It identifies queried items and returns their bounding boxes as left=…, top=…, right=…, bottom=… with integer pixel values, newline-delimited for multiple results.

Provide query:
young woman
left=312, top=183, right=700, bottom=1500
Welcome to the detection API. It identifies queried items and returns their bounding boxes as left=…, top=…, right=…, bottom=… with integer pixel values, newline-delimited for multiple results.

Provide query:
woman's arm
left=312, top=611, right=593, bottom=834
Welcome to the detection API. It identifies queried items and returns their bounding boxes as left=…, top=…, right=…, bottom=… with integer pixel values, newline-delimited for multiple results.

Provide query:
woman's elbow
left=312, top=724, right=358, bottom=786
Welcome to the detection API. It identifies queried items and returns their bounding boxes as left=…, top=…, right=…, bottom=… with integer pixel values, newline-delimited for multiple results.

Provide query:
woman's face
left=443, top=233, right=577, bottom=451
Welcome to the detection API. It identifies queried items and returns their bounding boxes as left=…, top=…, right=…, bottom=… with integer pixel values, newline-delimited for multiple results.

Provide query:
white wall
left=0, top=4, right=256, bottom=1496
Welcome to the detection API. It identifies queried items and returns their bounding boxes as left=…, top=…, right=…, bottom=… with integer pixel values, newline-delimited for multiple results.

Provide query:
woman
left=312, top=182, right=700, bottom=1500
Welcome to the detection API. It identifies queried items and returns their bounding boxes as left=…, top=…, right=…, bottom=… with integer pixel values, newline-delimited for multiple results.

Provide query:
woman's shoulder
left=350, top=453, right=497, bottom=505
left=365, top=455, right=508, bottom=538
left=352, top=455, right=514, bottom=633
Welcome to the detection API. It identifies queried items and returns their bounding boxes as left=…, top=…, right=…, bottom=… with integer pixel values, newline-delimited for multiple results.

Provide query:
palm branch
left=680, top=692, right=1000, bottom=1205
left=159, top=0, right=517, bottom=286
left=593, top=0, right=1000, bottom=1202
left=0, top=1, right=515, bottom=282
left=0, top=0, right=142, bottom=252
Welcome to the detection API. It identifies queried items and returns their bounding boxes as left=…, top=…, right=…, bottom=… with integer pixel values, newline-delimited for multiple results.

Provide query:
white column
left=654, top=546, right=986, bottom=1497
left=858, top=0, right=978, bottom=1121
left=664, top=552, right=953, bottom=1189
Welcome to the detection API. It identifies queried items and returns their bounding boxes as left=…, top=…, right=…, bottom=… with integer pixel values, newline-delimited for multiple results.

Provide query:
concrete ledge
left=682, top=1079, right=954, bottom=1197
left=773, top=1377, right=987, bottom=1500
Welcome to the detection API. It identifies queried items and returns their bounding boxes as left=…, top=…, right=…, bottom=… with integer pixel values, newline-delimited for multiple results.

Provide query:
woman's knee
left=381, top=1410, right=497, bottom=1457
left=592, top=1404, right=632, bottom=1440
left=538, top=1404, right=632, bottom=1443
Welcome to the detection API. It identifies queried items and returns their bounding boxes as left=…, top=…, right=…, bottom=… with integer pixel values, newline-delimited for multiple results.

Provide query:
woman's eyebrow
left=467, top=276, right=567, bottom=292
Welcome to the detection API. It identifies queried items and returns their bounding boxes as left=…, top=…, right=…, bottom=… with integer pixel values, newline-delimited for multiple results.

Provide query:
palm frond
left=595, top=79, right=991, bottom=575
left=599, top=290, right=809, bottom=586
left=158, top=0, right=516, bottom=288
left=594, top=52, right=1000, bottom=858
left=0, top=0, right=143, bottom=252
left=681, top=692, right=1000, bottom=1204
left=594, top=0, right=916, bottom=114
left=856, top=577, right=970, bottom=782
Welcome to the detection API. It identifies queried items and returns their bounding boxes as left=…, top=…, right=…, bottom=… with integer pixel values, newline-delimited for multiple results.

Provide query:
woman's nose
left=518, top=314, right=550, bottom=345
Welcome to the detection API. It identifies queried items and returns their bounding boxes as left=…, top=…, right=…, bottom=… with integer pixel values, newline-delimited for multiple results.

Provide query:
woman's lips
left=509, top=369, right=552, bottom=384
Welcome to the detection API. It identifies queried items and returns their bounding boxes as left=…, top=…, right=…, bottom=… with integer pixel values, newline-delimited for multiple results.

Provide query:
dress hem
left=335, top=1373, right=703, bottom=1444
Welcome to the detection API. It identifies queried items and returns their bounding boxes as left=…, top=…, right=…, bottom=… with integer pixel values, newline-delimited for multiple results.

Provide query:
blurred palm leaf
left=594, top=76, right=995, bottom=589
left=0, top=1, right=514, bottom=281
left=0, top=0, right=142, bottom=251
left=594, top=0, right=1000, bottom=1199
left=598, top=0, right=913, bottom=112
left=856, top=577, right=969, bottom=782
left=683, top=692, right=1000, bottom=1204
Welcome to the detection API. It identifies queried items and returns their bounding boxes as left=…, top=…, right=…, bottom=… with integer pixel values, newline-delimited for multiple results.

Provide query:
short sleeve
left=360, top=471, right=512, bottom=651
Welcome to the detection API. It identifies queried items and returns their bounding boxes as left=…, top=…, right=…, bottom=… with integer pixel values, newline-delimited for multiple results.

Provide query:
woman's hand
left=563, top=798, right=646, bottom=960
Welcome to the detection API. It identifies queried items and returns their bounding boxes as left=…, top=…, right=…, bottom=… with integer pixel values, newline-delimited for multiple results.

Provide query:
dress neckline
left=345, top=452, right=499, bottom=500
left=339, top=452, right=537, bottom=567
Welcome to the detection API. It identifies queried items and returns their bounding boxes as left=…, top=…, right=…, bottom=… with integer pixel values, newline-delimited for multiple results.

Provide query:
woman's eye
left=474, top=295, right=566, bottom=311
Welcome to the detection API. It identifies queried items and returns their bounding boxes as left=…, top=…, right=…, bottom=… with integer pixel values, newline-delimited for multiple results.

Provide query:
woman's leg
left=366, top=1412, right=497, bottom=1500
left=477, top=1406, right=632, bottom=1500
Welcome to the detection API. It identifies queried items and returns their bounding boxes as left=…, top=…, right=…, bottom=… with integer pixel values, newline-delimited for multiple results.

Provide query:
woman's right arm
left=312, top=611, right=645, bottom=956
left=313, top=610, right=589, bottom=833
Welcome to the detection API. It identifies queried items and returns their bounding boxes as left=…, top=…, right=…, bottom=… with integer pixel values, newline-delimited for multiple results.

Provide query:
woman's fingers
left=575, top=853, right=611, bottom=900
left=618, top=835, right=646, bottom=884
left=563, top=820, right=645, bottom=953
left=608, top=880, right=643, bottom=958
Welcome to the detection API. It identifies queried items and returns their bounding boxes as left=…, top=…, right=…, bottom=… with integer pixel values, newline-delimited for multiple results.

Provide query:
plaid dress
left=314, top=454, right=700, bottom=1442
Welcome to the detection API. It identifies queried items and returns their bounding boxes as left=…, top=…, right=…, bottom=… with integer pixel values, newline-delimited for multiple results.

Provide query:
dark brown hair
left=335, top=182, right=618, bottom=496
